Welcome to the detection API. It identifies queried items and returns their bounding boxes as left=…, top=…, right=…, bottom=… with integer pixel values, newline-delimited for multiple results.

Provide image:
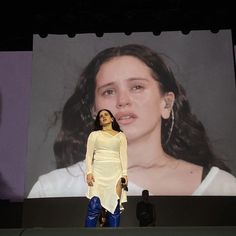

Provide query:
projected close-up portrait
left=26, top=31, right=236, bottom=198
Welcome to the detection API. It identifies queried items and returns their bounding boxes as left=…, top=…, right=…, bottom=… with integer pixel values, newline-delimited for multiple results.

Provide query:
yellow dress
left=85, top=130, right=128, bottom=214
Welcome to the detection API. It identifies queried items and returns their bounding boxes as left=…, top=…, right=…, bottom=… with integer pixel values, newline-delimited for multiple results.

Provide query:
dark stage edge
left=1, top=227, right=236, bottom=236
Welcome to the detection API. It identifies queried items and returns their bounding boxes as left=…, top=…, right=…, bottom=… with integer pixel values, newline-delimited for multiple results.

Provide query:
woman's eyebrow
left=97, top=77, right=150, bottom=91
left=97, top=82, right=116, bottom=92
left=128, top=77, right=149, bottom=82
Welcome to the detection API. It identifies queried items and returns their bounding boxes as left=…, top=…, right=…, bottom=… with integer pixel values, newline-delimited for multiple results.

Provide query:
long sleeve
left=85, top=132, right=96, bottom=175
left=119, top=132, right=128, bottom=176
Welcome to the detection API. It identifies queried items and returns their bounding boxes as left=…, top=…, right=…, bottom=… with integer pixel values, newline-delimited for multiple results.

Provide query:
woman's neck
left=102, top=124, right=113, bottom=131
left=127, top=129, right=166, bottom=169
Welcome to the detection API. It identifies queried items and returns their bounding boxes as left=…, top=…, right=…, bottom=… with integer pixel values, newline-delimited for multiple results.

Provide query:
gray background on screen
left=25, top=30, right=236, bottom=196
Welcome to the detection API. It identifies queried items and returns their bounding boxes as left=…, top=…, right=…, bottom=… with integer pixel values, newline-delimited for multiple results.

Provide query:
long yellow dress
left=85, top=130, right=128, bottom=214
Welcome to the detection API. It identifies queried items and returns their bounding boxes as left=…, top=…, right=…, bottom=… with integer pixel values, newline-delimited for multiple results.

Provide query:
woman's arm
left=120, top=132, right=128, bottom=181
left=85, top=132, right=96, bottom=175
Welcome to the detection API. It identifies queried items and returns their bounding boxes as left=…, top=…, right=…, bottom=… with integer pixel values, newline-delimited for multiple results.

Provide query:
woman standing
left=84, top=109, right=128, bottom=227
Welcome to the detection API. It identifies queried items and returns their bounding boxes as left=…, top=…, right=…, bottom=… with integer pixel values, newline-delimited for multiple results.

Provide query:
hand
left=87, top=173, right=95, bottom=186
left=122, top=175, right=128, bottom=185
left=121, top=175, right=128, bottom=191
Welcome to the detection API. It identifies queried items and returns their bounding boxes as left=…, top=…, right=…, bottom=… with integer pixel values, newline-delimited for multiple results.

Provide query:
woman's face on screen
left=94, top=55, right=164, bottom=142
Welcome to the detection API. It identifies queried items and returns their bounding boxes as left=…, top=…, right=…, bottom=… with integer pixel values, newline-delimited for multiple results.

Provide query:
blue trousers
left=85, top=196, right=120, bottom=227
left=106, top=200, right=120, bottom=227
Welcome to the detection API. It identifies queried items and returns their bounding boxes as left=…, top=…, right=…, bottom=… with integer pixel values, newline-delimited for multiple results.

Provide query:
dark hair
left=53, top=44, right=230, bottom=172
left=94, top=109, right=122, bottom=132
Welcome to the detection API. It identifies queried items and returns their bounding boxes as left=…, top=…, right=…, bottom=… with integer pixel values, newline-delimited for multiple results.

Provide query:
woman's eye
left=131, top=85, right=144, bottom=91
left=102, top=89, right=115, bottom=96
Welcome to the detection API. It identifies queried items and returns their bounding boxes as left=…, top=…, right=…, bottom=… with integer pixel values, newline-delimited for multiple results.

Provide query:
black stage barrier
left=22, top=196, right=236, bottom=228
left=0, top=200, right=23, bottom=228
left=1, top=227, right=236, bottom=236
left=1, top=197, right=236, bottom=229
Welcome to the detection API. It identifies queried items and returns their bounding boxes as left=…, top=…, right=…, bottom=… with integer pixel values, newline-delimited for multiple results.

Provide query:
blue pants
left=85, top=197, right=120, bottom=227
left=106, top=200, right=120, bottom=227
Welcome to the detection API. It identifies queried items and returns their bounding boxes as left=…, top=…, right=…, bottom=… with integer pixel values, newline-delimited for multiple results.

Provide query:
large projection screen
left=25, top=30, right=236, bottom=197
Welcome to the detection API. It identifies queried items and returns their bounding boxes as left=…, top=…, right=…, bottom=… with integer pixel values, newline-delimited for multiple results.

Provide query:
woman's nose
left=116, top=91, right=131, bottom=108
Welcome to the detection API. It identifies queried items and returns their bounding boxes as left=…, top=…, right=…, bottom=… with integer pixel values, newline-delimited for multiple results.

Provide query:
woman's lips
left=116, top=112, right=137, bottom=125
